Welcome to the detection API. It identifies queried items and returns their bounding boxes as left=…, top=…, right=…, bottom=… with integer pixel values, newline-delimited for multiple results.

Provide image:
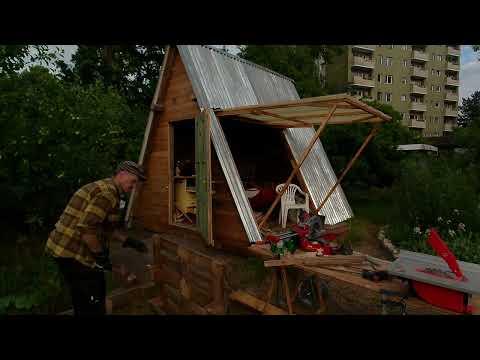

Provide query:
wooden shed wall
left=133, top=48, right=199, bottom=232
left=132, top=47, right=251, bottom=252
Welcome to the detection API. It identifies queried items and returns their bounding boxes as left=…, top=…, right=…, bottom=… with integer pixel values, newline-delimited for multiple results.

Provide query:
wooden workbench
left=248, top=244, right=464, bottom=315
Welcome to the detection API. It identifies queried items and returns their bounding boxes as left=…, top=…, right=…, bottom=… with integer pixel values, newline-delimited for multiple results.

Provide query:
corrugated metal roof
left=177, top=45, right=353, bottom=226
left=178, top=45, right=298, bottom=109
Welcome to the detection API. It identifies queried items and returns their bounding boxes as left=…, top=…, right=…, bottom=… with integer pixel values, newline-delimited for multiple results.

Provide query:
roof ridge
left=200, top=45, right=296, bottom=84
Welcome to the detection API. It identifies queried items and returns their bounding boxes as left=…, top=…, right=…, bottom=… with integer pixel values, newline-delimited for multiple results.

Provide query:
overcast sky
left=52, top=45, right=479, bottom=103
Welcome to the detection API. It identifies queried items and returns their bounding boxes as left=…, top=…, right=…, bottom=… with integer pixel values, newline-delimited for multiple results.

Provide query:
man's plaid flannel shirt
left=45, top=178, right=124, bottom=268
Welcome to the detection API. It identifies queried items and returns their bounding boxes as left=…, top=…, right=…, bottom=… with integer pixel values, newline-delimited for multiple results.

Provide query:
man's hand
left=122, top=237, right=148, bottom=253
left=92, top=249, right=113, bottom=271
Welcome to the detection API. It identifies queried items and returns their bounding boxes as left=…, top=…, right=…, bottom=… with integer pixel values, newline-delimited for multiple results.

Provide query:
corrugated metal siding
left=178, top=45, right=353, bottom=228
left=285, top=128, right=354, bottom=225
left=207, top=109, right=262, bottom=244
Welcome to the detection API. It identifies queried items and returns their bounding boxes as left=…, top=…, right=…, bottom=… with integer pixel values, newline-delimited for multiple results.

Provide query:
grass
left=0, top=223, right=120, bottom=315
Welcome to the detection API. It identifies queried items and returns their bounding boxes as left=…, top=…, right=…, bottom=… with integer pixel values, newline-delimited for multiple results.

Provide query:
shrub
left=0, top=66, right=146, bottom=232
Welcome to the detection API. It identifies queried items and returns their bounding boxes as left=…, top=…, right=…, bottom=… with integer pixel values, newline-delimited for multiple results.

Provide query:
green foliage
left=238, top=45, right=343, bottom=98
left=0, top=236, right=69, bottom=314
left=0, top=45, right=61, bottom=76
left=458, top=90, right=480, bottom=128
left=58, top=45, right=165, bottom=106
left=0, top=66, right=145, bottom=230
left=389, top=209, right=480, bottom=264
left=386, top=154, right=480, bottom=263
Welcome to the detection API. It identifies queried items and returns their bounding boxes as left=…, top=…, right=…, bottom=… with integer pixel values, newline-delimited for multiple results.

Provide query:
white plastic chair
left=275, top=183, right=310, bottom=228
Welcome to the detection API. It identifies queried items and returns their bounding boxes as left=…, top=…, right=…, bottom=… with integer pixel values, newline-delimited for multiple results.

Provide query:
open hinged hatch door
left=215, top=94, right=391, bottom=231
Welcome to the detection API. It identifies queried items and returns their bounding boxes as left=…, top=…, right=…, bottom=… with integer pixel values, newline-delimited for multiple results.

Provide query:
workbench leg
left=261, top=271, right=277, bottom=314
left=281, top=267, right=293, bottom=315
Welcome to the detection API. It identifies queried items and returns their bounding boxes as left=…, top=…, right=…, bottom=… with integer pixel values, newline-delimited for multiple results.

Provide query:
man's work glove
left=122, top=237, right=148, bottom=253
left=92, top=249, right=113, bottom=271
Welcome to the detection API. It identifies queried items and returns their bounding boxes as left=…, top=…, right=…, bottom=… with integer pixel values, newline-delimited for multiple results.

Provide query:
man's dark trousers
left=55, top=257, right=106, bottom=315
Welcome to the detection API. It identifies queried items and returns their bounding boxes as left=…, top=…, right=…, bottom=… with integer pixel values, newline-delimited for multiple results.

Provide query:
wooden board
left=229, top=290, right=288, bottom=315
left=195, top=110, right=213, bottom=246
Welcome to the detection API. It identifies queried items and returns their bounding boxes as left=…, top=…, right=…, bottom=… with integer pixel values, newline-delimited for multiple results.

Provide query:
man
left=45, top=161, right=148, bottom=315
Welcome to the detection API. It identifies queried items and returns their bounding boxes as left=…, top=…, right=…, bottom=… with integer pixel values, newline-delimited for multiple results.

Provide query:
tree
left=58, top=45, right=166, bottom=107
left=0, top=45, right=60, bottom=76
left=238, top=45, right=344, bottom=98
left=454, top=90, right=480, bottom=173
left=0, top=66, right=145, bottom=231
left=458, top=90, right=480, bottom=128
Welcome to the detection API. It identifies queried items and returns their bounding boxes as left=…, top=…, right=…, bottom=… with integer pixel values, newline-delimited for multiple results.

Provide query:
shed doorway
left=171, top=120, right=197, bottom=230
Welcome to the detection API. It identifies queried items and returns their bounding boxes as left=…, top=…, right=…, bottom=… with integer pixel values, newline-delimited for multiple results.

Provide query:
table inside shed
left=247, top=244, right=468, bottom=315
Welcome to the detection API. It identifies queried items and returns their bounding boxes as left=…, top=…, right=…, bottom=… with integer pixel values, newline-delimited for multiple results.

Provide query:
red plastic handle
left=427, top=228, right=463, bottom=278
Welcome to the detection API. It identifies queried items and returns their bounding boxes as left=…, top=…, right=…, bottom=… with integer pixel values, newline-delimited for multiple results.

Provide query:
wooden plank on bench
left=229, top=290, right=288, bottom=315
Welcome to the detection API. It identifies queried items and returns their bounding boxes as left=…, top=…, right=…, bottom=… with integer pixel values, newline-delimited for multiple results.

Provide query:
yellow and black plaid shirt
left=45, top=178, right=124, bottom=268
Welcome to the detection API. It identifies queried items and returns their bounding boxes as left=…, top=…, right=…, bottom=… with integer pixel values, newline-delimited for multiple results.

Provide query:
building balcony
left=410, top=103, right=427, bottom=112
left=447, top=46, right=460, bottom=57
left=446, top=77, right=460, bottom=87
left=411, top=84, right=427, bottom=95
left=444, top=121, right=455, bottom=132
left=445, top=92, right=458, bottom=102
left=352, top=75, right=375, bottom=87
left=411, top=67, right=427, bottom=78
left=409, top=119, right=426, bottom=129
left=412, top=50, right=429, bottom=62
left=353, top=45, right=375, bottom=52
left=352, top=56, right=375, bottom=69
left=444, top=108, right=458, bottom=117
left=447, top=61, right=460, bottom=72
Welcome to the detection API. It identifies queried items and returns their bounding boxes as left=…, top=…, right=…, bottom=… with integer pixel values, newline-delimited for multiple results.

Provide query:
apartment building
left=325, top=45, right=461, bottom=137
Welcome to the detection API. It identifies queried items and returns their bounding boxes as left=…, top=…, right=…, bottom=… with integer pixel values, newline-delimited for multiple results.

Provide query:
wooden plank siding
left=132, top=47, right=251, bottom=253
left=133, top=48, right=199, bottom=232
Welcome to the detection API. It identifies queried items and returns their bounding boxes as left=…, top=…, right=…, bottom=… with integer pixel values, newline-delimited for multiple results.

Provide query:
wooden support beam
left=314, top=124, right=380, bottom=214
left=257, top=105, right=337, bottom=229
left=253, top=109, right=312, bottom=127
left=343, top=96, right=392, bottom=122
left=229, top=290, right=288, bottom=315
left=281, top=267, right=293, bottom=315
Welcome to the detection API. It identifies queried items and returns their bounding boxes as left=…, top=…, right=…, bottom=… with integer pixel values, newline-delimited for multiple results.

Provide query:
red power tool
left=389, top=228, right=480, bottom=314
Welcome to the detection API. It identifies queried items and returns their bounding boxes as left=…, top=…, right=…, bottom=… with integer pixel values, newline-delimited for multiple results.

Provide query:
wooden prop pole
left=314, top=124, right=380, bottom=214
left=258, top=105, right=337, bottom=229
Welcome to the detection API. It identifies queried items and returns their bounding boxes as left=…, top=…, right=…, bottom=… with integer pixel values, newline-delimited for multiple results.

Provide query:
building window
left=437, top=70, right=441, bottom=77
left=431, top=69, right=435, bottom=75
left=402, top=45, right=408, bottom=50
left=401, top=95, right=407, bottom=101
left=384, top=75, right=393, bottom=84
left=377, top=92, right=382, bottom=101
left=385, top=57, right=392, bottom=66
left=403, top=59, right=409, bottom=67
left=385, top=93, right=392, bottom=102
left=431, top=85, right=435, bottom=91
left=377, top=74, right=381, bottom=82
left=437, top=85, right=441, bottom=92
left=438, top=55, right=442, bottom=62
left=435, top=102, right=440, bottom=108
left=402, top=78, right=408, bottom=84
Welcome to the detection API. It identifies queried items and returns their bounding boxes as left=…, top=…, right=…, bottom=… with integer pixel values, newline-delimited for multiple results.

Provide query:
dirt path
left=351, top=222, right=393, bottom=260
